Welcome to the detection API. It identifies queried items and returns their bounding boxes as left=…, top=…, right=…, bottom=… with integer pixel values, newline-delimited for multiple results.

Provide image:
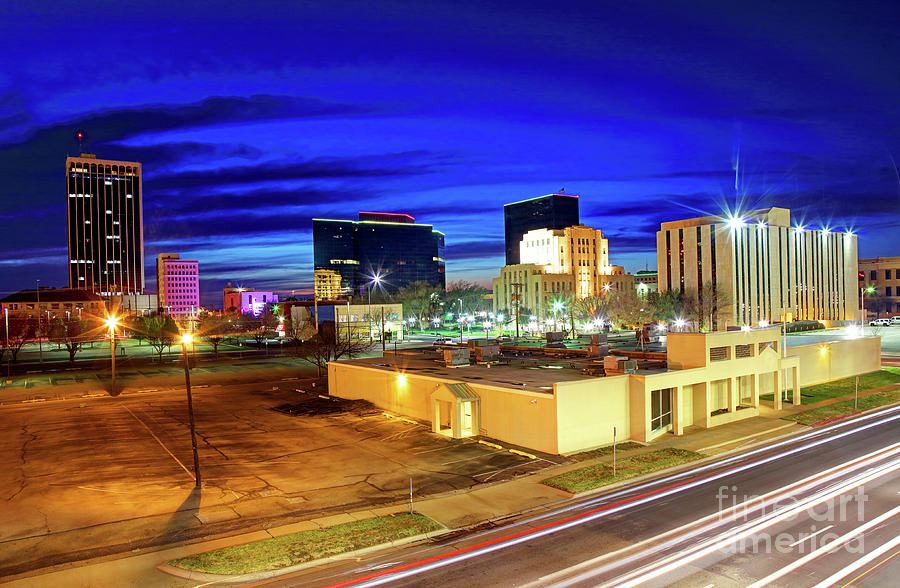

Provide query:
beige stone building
left=858, top=257, right=900, bottom=317
left=314, top=269, right=344, bottom=300
left=657, top=207, right=859, bottom=327
left=493, top=224, right=616, bottom=321
left=328, top=328, right=879, bottom=454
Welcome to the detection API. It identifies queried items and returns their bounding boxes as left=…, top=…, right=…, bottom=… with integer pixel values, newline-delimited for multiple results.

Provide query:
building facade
left=858, top=257, right=900, bottom=317
left=328, top=328, right=879, bottom=454
left=314, top=269, right=344, bottom=300
left=223, top=286, right=278, bottom=316
left=156, top=254, right=199, bottom=316
left=634, top=270, right=658, bottom=295
left=66, top=154, right=144, bottom=295
left=503, top=193, right=580, bottom=265
left=656, top=207, right=858, bottom=327
left=1, top=288, right=105, bottom=320
left=313, top=212, right=445, bottom=296
left=493, top=224, right=619, bottom=322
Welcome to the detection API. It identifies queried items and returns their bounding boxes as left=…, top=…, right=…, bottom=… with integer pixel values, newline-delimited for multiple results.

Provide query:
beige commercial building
left=493, top=225, right=618, bottom=321
left=657, top=207, right=858, bottom=327
left=333, top=303, right=405, bottom=342
left=859, top=257, right=900, bottom=317
left=314, top=269, right=344, bottom=300
left=328, top=328, right=879, bottom=454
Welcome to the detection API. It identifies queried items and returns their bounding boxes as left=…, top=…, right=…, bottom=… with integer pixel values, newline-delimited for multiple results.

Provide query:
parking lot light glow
left=759, top=319, right=769, bottom=328
left=182, top=333, right=193, bottom=345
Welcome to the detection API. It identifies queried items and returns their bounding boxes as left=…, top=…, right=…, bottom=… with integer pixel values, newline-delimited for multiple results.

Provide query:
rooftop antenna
left=75, top=130, right=85, bottom=152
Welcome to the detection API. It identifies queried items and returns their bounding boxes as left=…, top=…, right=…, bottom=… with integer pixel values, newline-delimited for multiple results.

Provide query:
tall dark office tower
left=66, top=154, right=144, bottom=295
left=503, top=193, right=580, bottom=265
left=313, top=211, right=445, bottom=296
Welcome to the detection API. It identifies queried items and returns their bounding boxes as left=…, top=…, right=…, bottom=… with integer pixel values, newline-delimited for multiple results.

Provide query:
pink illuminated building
left=157, top=253, right=200, bottom=316
left=223, top=283, right=278, bottom=316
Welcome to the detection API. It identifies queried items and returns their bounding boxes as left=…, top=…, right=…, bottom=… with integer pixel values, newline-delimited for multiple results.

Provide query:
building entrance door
left=461, top=401, right=474, bottom=436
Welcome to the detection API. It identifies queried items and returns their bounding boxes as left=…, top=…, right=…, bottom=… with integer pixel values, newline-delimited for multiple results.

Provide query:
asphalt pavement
left=256, top=403, right=900, bottom=588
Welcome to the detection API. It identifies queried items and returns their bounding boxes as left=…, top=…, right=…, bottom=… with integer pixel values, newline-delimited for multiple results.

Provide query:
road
left=261, top=404, right=900, bottom=587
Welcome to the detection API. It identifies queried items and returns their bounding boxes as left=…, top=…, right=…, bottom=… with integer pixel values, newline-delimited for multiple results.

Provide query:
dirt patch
left=271, top=396, right=379, bottom=417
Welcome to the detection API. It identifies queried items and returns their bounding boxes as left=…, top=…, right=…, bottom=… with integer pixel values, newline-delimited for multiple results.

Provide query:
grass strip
left=784, top=388, right=900, bottom=426
left=543, top=448, right=703, bottom=493
left=761, top=367, right=900, bottom=404
left=168, top=513, right=441, bottom=576
left=570, top=441, right=646, bottom=462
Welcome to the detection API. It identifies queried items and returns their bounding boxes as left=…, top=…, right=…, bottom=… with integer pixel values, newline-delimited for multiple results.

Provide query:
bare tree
left=607, top=290, right=653, bottom=329
left=197, top=313, right=231, bottom=357
left=294, top=321, right=373, bottom=374
left=145, top=315, right=179, bottom=363
left=2, top=317, right=36, bottom=363
left=683, top=281, right=732, bottom=331
left=47, top=317, right=92, bottom=363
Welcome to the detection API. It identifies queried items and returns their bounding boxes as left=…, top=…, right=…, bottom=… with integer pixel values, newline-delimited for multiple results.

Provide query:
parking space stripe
left=121, top=404, right=196, bottom=481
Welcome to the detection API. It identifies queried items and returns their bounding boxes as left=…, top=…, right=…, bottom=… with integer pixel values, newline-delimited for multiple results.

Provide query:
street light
left=105, top=316, right=119, bottom=394
left=36, top=279, right=42, bottom=363
left=180, top=333, right=202, bottom=488
left=367, top=273, right=382, bottom=343
left=458, top=299, right=463, bottom=341
left=861, top=285, right=875, bottom=325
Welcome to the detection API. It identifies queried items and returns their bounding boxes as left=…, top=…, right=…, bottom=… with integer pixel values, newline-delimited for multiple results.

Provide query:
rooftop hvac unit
left=443, top=348, right=470, bottom=367
left=474, top=345, right=500, bottom=363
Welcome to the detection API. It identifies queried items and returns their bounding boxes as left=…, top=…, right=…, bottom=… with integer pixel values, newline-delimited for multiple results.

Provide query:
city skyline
left=2, top=1, right=899, bottom=305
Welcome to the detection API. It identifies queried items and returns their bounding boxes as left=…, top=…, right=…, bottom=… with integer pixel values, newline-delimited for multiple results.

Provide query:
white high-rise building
left=656, top=207, right=859, bottom=327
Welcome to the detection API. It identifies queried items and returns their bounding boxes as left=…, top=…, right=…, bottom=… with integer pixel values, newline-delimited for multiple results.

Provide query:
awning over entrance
left=443, top=383, right=481, bottom=401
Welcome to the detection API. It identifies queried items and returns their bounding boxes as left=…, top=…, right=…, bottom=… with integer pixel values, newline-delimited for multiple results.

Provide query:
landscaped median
left=784, top=388, right=900, bottom=426
left=167, top=513, right=442, bottom=577
left=542, top=448, right=704, bottom=494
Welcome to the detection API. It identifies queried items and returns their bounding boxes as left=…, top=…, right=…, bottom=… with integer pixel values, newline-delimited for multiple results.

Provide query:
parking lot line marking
left=121, top=405, right=196, bottom=481
left=442, top=450, right=506, bottom=466
left=413, top=446, right=453, bottom=455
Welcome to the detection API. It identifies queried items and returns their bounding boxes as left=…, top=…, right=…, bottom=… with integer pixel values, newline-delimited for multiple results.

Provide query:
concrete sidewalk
left=3, top=412, right=808, bottom=587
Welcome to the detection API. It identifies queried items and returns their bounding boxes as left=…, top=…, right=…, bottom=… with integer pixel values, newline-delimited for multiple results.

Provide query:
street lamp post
left=367, top=273, right=382, bottom=344
left=105, top=316, right=118, bottom=395
left=181, top=334, right=202, bottom=488
left=458, top=299, right=463, bottom=341
left=861, top=286, right=875, bottom=327
left=36, top=279, right=42, bottom=363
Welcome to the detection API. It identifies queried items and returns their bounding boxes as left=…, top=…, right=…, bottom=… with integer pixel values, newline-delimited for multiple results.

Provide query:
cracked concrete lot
left=0, top=379, right=558, bottom=578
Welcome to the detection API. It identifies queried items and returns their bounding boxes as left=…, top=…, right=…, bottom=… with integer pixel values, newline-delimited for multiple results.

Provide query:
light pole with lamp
left=105, top=316, right=118, bottom=395
left=367, top=273, right=382, bottom=344
left=861, top=286, right=875, bottom=328
left=36, top=279, right=42, bottom=363
left=180, top=333, right=202, bottom=488
left=458, top=299, right=463, bottom=341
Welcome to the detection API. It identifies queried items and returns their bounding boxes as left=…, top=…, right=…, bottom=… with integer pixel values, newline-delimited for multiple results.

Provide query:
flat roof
left=333, top=350, right=665, bottom=393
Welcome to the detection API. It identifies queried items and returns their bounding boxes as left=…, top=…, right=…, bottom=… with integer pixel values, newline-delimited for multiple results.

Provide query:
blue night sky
left=2, top=0, right=898, bottom=305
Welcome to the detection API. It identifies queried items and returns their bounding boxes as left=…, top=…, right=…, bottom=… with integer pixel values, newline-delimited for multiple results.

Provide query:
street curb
left=155, top=520, right=450, bottom=583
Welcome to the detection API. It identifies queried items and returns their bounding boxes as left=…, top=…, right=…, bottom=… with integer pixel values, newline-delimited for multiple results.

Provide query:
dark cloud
left=1, top=94, right=369, bottom=151
left=146, top=151, right=444, bottom=193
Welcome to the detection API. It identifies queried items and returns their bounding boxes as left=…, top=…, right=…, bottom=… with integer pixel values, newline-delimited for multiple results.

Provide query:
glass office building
left=503, top=193, right=579, bottom=265
left=313, top=212, right=445, bottom=296
left=66, top=154, right=144, bottom=295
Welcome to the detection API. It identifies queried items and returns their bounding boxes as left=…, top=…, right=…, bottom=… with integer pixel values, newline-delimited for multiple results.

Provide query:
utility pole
left=381, top=307, right=386, bottom=352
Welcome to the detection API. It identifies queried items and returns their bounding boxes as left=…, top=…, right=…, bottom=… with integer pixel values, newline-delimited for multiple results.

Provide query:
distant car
left=494, top=335, right=512, bottom=344
left=891, top=316, right=900, bottom=325
left=869, top=318, right=891, bottom=326
left=433, top=337, right=454, bottom=345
